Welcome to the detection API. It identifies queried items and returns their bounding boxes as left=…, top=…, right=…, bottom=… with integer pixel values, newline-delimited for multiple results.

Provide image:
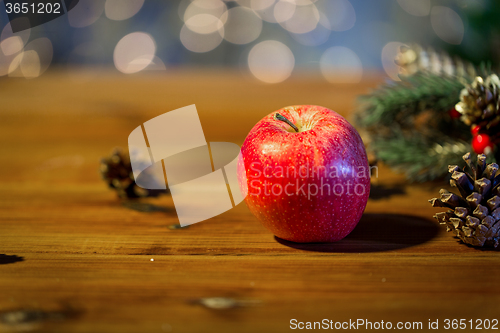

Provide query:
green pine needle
left=356, top=72, right=476, bottom=182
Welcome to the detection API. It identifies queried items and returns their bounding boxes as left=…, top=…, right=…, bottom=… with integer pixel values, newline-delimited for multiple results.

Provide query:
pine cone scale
left=430, top=152, right=500, bottom=248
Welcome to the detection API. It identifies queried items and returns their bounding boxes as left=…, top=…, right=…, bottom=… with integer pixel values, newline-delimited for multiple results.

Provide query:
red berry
left=472, top=134, right=494, bottom=154
left=471, top=125, right=481, bottom=136
left=449, top=108, right=461, bottom=118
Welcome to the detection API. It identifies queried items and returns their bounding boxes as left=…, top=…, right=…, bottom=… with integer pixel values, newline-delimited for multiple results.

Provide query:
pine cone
left=396, top=44, right=476, bottom=78
left=455, top=74, right=500, bottom=128
left=100, top=148, right=168, bottom=199
left=429, top=152, right=500, bottom=248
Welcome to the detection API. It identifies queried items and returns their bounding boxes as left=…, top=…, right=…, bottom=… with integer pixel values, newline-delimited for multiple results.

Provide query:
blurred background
left=1, top=0, right=499, bottom=83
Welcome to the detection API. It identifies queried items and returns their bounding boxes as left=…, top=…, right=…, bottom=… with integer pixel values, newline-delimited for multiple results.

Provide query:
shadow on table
left=0, top=254, right=24, bottom=265
left=275, top=214, right=440, bottom=253
left=121, top=201, right=173, bottom=213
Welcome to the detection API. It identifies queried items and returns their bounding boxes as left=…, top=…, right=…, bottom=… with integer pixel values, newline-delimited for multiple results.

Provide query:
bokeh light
left=178, top=0, right=193, bottom=21
left=8, top=38, right=53, bottom=79
left=248, top=40, right=294, bottom=83
left=220, top=7, right=262, bottom=45
left=281, top=1, right=320, bottom=34
left=320, top=0, right=355, bottom=32
left=8, top=53, right=24, bottom=76
left=291, top=12, right=330, bottom=46
left=250, top=0, right=275, bottom=11
left=1, top=37, right=24, bottom=56
left=105, top=0, right=144, bottom=21
left=252, top=0, right=278, bottom=23
left=397, top=0, right=430, bottom=17
left=114, top=32, right=156, bottom=74
left=430, top=6, right=464, bottom=45
left=1, top=20, right=30, bottom=55
left=145, top=56, right=167, bottom=71
left=183, top=0, right=227, bottom=23
left=181, top=0, right=227, bottom=50
left=273, top=0, right=295, bottom=23
left=381, top=41, right=406, bottom=81
left=180, top=25, right=223, bottom=53
left=320, top=46, right=363, bottom=83
left=68, top=0, right=105, bottom=28
left=18, top=51, right=41, bottom=79
left=185, top=14, right=224, bottom=35
left=0, top=0, right=480, bottom=82
left=25, top=38, right=53, bottom=76
left=296, top=0, right=319, bottom=4
left=0, top=51, right=15, bottom=76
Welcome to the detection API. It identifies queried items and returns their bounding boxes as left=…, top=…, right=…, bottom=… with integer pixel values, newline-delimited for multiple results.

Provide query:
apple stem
left=274, top=113, right=299, bottom=132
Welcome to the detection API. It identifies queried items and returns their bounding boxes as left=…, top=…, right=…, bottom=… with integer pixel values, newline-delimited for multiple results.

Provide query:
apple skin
left=238, top=105, right=370, bottom=243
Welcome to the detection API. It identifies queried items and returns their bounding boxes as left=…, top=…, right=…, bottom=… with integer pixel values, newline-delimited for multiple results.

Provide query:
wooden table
left=0, top=70, right=498, bottom=333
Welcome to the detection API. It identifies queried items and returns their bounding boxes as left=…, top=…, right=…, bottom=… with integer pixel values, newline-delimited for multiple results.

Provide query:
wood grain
left=0, top=70, right=498, bottom=333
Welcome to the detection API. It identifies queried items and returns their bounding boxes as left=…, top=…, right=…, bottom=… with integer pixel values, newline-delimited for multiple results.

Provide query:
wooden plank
left=0, top=70, right=498, bottom=333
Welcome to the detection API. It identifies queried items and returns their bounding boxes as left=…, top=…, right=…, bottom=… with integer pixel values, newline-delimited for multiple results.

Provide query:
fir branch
left=355, top=72, right=475, bottom=182
left=370, top=135, right=471, bottom=182
left=357, top=73, right=467, bottom=128
left=354, top=44, right=496, bottom=182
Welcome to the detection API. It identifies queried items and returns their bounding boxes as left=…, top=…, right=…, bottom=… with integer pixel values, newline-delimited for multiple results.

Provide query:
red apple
left=238, top=105, right=370, bottom=243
